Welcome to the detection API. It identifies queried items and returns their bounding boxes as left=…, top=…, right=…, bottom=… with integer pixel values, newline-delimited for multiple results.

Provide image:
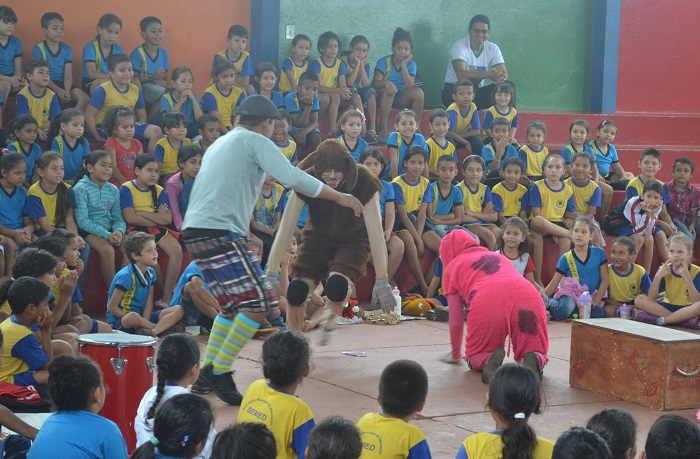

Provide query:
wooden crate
left=570, top=318, right=700, bottom=410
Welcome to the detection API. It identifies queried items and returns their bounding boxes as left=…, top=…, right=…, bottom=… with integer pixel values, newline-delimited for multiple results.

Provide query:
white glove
left=372, top=277, right=395, bottom=314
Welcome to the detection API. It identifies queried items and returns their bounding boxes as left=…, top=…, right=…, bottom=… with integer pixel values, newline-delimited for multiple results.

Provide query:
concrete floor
left=196, top=318, right=700, bottom=459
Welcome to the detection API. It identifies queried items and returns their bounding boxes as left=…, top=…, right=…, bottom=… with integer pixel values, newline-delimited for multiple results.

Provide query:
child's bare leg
left=144, top=125, right=163, bottom=153
left=634, top=295, right=676, bottom=317
left=598, top=182, right=614, bottom=217
left=402, top=88, right=425, bottom=130
left=89, top=78, right=110, bottom=94
left=33, top=370, right=49, bottom=385
left=654, top=231, right=669, bottom=262
left=52, top=332, right=79, bottom=353
left=327, top=93, right=341, bottom=135
left=119, top=311, right=160, bottom=331
left=642, top=234, right=654, bottom=273
left=530, top=228, right=544, bottom=285
left=398, top=231, right=428, bottom=293
left=319, top=93, right=331, bottom=128
left=655, top=301, right=700, bottom=325
left=71, top=88, right=90, bottom=112
left=387, top=235, right=404, bottom=280
left=159, top=234, right=183, bottom=304
left=51, top=339, right=76, bottom=356
left=531, top=216, right=572, bottom=240
left=366, top=93, right=377, bottom=133
left=0, top=80, right=11, bottom=112
left=86, top=235, right=117, bottom=287
left=285, top=299, right=307, bottom=332
left=468, top=225, right=497, bottom=250
left=378, top=89, right=395, bottom=138
left=558, top=236, right=572, bottom=255
left=183, top=282, right=220, bottom=320
left=3, top=238, right=16, bottom=276
left=153, top=305, right=184, bottom=335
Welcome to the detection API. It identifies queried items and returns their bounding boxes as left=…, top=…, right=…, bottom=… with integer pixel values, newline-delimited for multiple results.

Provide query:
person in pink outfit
left=439, top=229, right=549, bottom=384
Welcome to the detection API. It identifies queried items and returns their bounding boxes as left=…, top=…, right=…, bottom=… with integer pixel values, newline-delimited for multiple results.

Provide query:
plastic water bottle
left=392, top=287, right=402, bottom=316
left=617, top=303, right=632, bottom=319
left=579, top=291, right=593, bottom=320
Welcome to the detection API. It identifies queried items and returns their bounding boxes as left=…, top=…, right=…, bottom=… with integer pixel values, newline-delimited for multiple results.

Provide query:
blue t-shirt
left=32, top=41, right=73, bottom=84
left=431, top=182, right=464, bottom=216
left=106, top=264, right=157, bottom=323
left=130, top=45, right=169, bottom=81
left=277, top=190, right=308, bottom=228
left=336, top=134, right=369, bottom=163
left=387, top=132, right=428, bottom=176
left=378, top=179, right=394, bottom=218
left=81, top=40, right=125, bottom=79
left=482, top=142, right=519, bottom=174
left=159, top=91, right=203, bottom=125
left=283, top=91, right=320, bottom=119
left=374, top=54, right=417, bottom=91
left=0, top=185, right=28, bottom=230
left=0, top=36, right=22, bottom=76
left=27, top=410, right=128, bottom=459
left=561, top=143, right=595, bottom=165
left=7, top=141, right=42, bottom=184
left=250, top=90, right=286, bottom=109
left=50, top=136, right=91, bottom=181
left=591, top=141, right=619, bottom=178
left=170, top=261, right=211, bottom=307
left=556, top=246, right=608, bottom=292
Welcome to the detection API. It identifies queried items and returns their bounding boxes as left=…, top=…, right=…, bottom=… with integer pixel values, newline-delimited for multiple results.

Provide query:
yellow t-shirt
left=459, top=432, right=554, bottom=459
left=660, top=264, right=700, bottom=307
left=608, top=263, right=651, bottom=303
left=492, top=181, right=527, bottom=219
left=357, top=413, right=431, bottom=459
left=154, top=137, right=192, bottom=175
left=519, top=145, right=549, bottom=178
left=565, top=177, right=601, bottom=214
left=426, top=136, right=456, bottom=175
left=26, top=181, right=71, bottom=230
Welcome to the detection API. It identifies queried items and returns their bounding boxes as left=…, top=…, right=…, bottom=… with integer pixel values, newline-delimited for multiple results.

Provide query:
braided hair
left=146, top=334, right=200, bottom=420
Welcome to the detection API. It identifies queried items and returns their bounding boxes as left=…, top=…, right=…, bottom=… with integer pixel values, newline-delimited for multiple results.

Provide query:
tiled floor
left=195, top=318, right=700, bottom=459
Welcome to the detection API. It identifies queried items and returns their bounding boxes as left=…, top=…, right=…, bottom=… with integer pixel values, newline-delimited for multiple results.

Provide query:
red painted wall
left=10, top=1, right=250, bottom=96
left=617, top=0, right=700, bottom=114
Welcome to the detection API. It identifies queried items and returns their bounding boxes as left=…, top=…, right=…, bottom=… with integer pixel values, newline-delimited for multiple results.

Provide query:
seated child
left=194, top=113, right=221, bottom=153
left=425, top=109, right=457, bottom=180
left=605, top=236, right=651, bottom=318
left=272, top=110, right=298, bottom=163
left=7, top=115, right=42, bottom=186
left=336, top=109, right=369, bottom=163
left=33, top=12, right=90, bottom=111
left=0, top=152, right=34, bottom=274
left=518, top=120, right=548, bottom=182
left=565, top=152, right=603, bottom=246
left=276, top=190, right=309, bottom=237
left=0, top=331, right=36, bottom=456
left=626, top=148, right=676, bottom=237
left=159, top=66, right=203, bottom=138
left=280, top=34, right=311, bottom=94
left=81, top=14, right=125, bottom=94
left=105, top=231, right=183, bottom=336
left=203, top=59, right=245, bottom=134
left=446, top=79, right=483, bottom=155
left=284, top=71, right=321, bottom=150
left=529, top=154, right=576, bottom=285
left=101, top=105, right=144, bottom=185
left=602, top=180, right=668, bottom=273
left=552, top=428, right=613, bottom=459
left=591, top=120, right=634, bottom=189
left=213, top=25, right=254, bottom=96
left=387, top=109, right=427, bottom=179
left=0, top=6, right=24, bottom=109
left=456, top=363, right=553, bottom=459
left=586, top=408, right=638, bottom=459
left=544, top=217, right=608, bottom=320
left=491, top=157, right=528, bottom=224
left=429, top=155, right=464, bottom=237
left=481, top=82, right=517, bottom=144
left=237, top=330, right=315, bottom=458
left=210, top=423, right=277, bottom=459
left=48, top=109, right=91, bottom=182
left=164, top=144, right=202, bottom=231
left=634, top=234, right=700, bottom=329
left=169, top=261, right=219, bottom=332
left=251, top=62, right=285, bottom=108
left=643, top=415, right=700, bottom=459
left=482, top=117, right=519, bottom=189
left=16, top=58, right=62, bottom=141
left=27, top=355, right=128, bottom=459
left=496, top=217, right=544, bottom=295
left=307, top=417, right=362, bottom=459
left=85, top=54, right=162, bottom=153
left=0, top=277, right=55, bottom=386
left=135, top=334, right=216, bottom=458
left=425, top=256, right=448, bottom=313
left=458, top=155, right=499, bottom=249
left=250, top=174, right=284, bottom=264
left=130, top=16, right=169, bottom=119
left=373, top=28, right=424, bottom=139
left=340, top=35, right=378, bottom=143
left=153, top=110, right=191, bottom=184
left=357, top=359, right=432, bottom=458
left=664, top=156, right=698, bottom=240
left=131, top=394, right=213, bottom=459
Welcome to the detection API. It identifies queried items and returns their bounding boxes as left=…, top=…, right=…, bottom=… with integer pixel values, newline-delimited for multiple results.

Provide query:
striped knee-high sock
left=212, top=313, right=261, bottom=375
left=203, top=316, right=234, bottom=366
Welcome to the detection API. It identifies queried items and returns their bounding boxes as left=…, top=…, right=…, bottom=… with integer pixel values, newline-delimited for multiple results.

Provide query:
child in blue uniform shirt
left=130, top=16, right=169, bottom=119
left=106, top=231, right=183, bottom=336
left=169, top=261, right=219, bottom=331
left=0, top=6, right=23, bottom=111
left=81, top=14, right=124, bottom=94
left=237, top=330, right=315, bottom=459
left=284, top=71, right=322, bottom=150
left=357, top=359, right=432, bottom=459
left=27, top=354, right=128, bottom=459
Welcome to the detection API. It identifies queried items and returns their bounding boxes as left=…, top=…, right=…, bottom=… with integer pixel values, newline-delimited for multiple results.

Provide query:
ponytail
left=47, top=115, right=63, bottom=144
left=502, top=417, right=538, bottom=459
left=0, top=277, right=15, bottom=307
left=36, top=152, right=69, bottom=227
left=48, top=108, right=85, bottom=144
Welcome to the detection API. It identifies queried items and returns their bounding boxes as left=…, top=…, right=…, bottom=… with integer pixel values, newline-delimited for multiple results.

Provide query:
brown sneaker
left=481, top=348, right=505, bottom=385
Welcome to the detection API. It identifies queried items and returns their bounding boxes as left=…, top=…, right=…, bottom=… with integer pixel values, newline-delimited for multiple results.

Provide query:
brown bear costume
left=267, top=140, right=395, bottom=341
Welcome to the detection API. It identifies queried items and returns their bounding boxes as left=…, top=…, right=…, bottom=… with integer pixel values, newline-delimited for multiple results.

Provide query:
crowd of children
left=0, top=5, right=699, bottom=458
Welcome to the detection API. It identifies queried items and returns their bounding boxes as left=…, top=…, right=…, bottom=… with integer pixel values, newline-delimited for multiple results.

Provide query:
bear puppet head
left=297, top=139, right=358, bottom=192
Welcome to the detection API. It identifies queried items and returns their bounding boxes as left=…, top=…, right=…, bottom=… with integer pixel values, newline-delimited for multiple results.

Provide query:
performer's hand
left=372, top=276, right=395, bottom=313
left=336, top=193, right=364, bottom=217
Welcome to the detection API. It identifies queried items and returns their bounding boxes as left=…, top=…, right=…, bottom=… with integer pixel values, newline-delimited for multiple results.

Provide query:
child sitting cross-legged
left=106, top=231, right=183, bottom=336
left=605, top=236, right=651, bottom=318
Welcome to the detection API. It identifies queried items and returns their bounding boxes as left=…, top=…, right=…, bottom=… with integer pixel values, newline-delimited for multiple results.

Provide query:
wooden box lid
left=573, top=318, right=700, bottom=343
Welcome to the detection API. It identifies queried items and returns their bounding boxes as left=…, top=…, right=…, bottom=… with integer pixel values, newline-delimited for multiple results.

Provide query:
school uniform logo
left=479, top=195, right=484, bottom=204
left=584, top=199, right=590, bottom=207
left=515, top=197, right=522, bottom=205
left=628, top=284, right=638, bottom=295
left=555, top=199, right=566, bottom=209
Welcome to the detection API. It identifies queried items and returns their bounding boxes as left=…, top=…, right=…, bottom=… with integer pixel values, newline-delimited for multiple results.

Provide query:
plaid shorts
left=184, top=233, right=278, bottom=317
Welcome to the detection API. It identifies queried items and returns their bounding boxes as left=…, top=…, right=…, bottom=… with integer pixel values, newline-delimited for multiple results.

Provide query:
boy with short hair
left=626, top=148, right=677, bottom=236
left=194, top=113, right=221, bottom=153
left=664, top=157, right=698, bottom=240
left=0, top=277, right=53, bottom=386
left=213, top=25, right=254, bottom=95
left=481, top=117, right=519, bottom=187
left=33, top=12, right=89, bottom=112
left=169, top=260, right=219, bottom=332
left=153, top=110, right=191, bottom=182
left=106, top=231, right=183, bottom=336
left=16, top=59, right=61, bottom=141
left=644, top=414, right=700, bottom=459
left=272, top=109, right=297, bottom=164
left=130, top=16, right=168, bottom=120
left=357, top=359, right=432, bottom=459
left=284, top=71, right=321, bottom=150
left=429, top=155, right=464, bottom=237
left=85, top=53, right=162, bottom=152
left=425, top=109, right=456, bottom=180
left=552, top=427, right=612, bottom=459
left=446, top=79, right=483, bottom=155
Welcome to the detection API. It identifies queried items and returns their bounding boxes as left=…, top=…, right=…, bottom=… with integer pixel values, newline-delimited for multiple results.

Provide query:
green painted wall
left=278, top=0, right=592, bottom=111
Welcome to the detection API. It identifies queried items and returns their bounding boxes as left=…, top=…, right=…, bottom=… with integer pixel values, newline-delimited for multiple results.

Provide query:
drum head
left=77, top=333, right=157, bottom=347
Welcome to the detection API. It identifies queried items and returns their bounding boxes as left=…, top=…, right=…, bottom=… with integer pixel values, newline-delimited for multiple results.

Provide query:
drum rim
left=77, top=333, right=157, bottom=346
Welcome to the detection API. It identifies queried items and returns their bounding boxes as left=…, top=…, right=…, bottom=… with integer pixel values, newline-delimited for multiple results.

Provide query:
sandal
left=425, top=308, right=449, bottom=322
left=361, top=131, right=378, bottom=144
